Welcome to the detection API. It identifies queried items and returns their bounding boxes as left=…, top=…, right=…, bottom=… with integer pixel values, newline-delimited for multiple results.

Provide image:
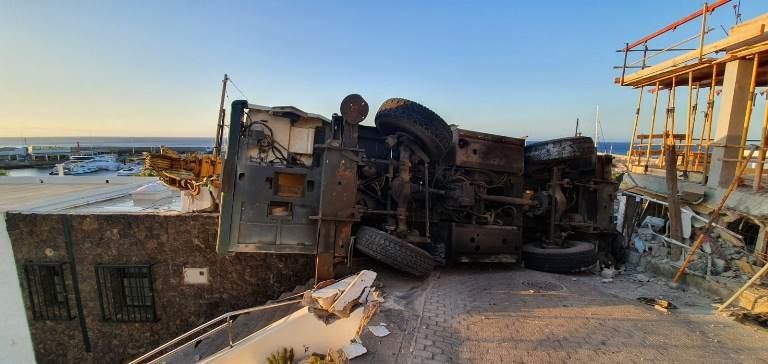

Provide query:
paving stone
left=395, top=266, right=768, bottom=364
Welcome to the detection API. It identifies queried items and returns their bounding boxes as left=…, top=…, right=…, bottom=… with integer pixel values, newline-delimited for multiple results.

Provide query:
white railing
left=129, top=296, right=305, bottom=364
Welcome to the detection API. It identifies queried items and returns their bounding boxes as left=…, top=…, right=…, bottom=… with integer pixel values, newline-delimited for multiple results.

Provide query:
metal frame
left=128, top=297, right=302, bottom=364
left=22, top=261, right=73, bottom=321
left=216, top=100, right=361, bottom=282
left=95, top=264, right=157, bottom=323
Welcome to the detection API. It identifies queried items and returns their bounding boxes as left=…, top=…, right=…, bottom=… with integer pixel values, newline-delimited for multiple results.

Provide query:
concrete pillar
left=708, top=59, right=754, bottom=189
left=0, top=213, right=36, bottom=363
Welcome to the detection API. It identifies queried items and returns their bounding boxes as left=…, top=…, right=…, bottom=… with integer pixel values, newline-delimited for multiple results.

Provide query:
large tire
left=525, top=136, right=595, bottom=164
left=355, top=226, right=435, bottom=277
left=522, top=240, right=597, bottom=273
left=375, top=98, right=453, bottom=161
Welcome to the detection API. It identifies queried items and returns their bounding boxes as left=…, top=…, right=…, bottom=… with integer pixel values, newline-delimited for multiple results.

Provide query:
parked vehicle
left=117, top=164, right=143, bottom=176
left=69, top=154, right=122, bottom=171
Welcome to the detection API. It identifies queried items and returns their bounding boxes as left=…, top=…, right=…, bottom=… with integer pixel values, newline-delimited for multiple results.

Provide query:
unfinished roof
left=617, top=14, right=768, bottom=89
left=0, top=176, right=165, bottom=213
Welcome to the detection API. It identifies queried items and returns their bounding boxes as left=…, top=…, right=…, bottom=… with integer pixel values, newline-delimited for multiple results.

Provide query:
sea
left=0, top=137, right=214, bottom=177
left=0, top=136, right=213, bottom=149
left=594, top=141, right=630, bottom=156
left=528, top=141, right=630, bottom=156
left=1, top=137, right=631, bottom=177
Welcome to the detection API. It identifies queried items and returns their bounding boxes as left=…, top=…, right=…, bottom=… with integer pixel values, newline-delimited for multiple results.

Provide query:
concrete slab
left=0, top=176, right=157, bottom=213
left=622, top=172, right=768, bottom=218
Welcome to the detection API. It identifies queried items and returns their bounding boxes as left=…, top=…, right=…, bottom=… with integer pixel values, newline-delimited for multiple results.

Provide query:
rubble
left=175, top=270, right=383, bottom=364
left=638, top=297, right=677, bottom=314
left=601, top=268, right=617, bottom=279
left=631, top=274, right=652, bottom=283
left=367, top=325, right=391, bottom=337
left=340, top=342, right=367, bottom=360
left=627, top=215, right=754, bottom=280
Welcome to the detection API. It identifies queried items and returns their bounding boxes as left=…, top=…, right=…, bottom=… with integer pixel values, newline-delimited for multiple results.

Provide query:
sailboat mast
left=594, top=105, right=600, bottom=151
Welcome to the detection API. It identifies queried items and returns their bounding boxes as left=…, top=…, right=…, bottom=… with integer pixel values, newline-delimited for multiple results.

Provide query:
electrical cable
left=227, top=77, right=249, bottom=99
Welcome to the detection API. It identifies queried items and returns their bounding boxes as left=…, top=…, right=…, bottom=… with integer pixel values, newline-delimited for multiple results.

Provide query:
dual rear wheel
left=358, top=99, right=598, bottom=276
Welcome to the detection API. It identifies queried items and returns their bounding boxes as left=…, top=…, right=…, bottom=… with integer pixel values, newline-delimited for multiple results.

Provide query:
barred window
left=23, top=262, right=73, bottom=320
left=95, top=265, right=156, bottom=322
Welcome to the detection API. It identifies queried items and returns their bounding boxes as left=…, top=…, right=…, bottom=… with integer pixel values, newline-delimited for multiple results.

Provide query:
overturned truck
left=216, top=95, right=618, bottom=281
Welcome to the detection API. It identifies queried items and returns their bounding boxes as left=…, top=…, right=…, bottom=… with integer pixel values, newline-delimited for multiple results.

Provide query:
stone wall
left=6, top=213, right=314, bottom=363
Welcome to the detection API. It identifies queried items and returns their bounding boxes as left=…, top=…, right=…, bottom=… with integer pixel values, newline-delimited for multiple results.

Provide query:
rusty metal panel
left=452, top=128, right=524, bottom=175
left=314, top=142, right=359, bottom=281
left=450, top=223, right=522, bottom=262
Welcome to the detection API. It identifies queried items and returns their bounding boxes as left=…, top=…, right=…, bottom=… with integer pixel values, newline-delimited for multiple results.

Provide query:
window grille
left=95, top=265, right=156, bottom=322
left=23, top=262, right=72, bottom=320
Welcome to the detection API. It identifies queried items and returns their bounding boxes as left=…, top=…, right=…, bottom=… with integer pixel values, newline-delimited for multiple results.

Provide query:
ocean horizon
left=0, top=136, right=215, bottom=148
left=0, top=136, right=631, bottom=155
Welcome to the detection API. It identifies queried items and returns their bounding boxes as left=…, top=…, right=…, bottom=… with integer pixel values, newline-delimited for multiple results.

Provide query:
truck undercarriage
left=208, top=95, right=618, bottom=282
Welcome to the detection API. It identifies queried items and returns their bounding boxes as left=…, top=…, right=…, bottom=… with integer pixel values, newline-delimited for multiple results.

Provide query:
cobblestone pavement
left=358, top=265, right=768, bottom=363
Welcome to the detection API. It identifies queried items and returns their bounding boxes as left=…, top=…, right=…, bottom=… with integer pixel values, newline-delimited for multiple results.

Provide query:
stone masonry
left=6, top=213, right=314, bottom=363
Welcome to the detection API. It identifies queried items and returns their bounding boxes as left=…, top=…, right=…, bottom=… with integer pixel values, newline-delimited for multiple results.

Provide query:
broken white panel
left=200, top=306, right=366, bottom=364
left=367, top=325, right=391, bottom=337
left=287, top=127, right=315, bottom=155
left=180, top=187, right=217, bottom=213
left=330, top=270, right=377, bottom=316
left=183, top=267, right=210, bottom=285
left=310, top=275, right=356, bottom=310
left=681, top=207, right=693, bottom=239
left=341, top=342, right=367, bottom=359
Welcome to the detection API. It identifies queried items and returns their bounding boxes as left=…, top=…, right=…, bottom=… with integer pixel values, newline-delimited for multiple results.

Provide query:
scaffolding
left=617, top=9, right=768, bottom=191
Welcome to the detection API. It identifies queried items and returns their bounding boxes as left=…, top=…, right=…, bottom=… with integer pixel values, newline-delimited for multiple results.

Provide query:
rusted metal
left=451, top=128, right=524, bottom=175
left=315, top=114, right=361, bottom=282
left=623, top=0, right=730, bottom=52
left=478, top=194, right=536, bottom=206
left=217, top=94, right=617, bottom=278
left=548, top=166, right=567, bottom=247
left=450, top=224, right=521, bottom=263
left=340, top=93, right=368, bottom=125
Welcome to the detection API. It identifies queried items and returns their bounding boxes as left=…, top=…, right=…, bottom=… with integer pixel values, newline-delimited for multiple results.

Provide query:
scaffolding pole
left=627, top=87, right=645, bottom=165
left=683, top=74, right=694, bottom=170
left=700, top=64, right=718, bottom=183
left=645, top=82, right=662, bottom=172
left=755, top=92, right=768, bottom=191
left=659, top=76, right=676, bottom=168
left=688, top=82, right=701, bottom=171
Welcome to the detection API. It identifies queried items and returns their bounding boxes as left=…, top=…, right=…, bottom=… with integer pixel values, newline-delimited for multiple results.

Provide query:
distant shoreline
left=0, top=136, right=214, bottom=148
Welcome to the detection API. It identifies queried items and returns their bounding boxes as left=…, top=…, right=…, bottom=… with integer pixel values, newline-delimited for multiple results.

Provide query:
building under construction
left=616, top=3, right=768, bottom=311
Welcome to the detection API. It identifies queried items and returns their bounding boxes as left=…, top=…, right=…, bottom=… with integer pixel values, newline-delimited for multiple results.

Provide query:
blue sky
left=0, top=1, right=762, bottom=140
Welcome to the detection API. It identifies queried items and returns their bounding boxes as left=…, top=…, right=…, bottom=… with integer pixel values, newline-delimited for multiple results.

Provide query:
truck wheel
left=522, top=241, right=597, bottom=273
left=524, top=136, right=595, bottom=164
left=355, top=226, right=435, bottom=277
left=375, top=98, right=453, bottom=161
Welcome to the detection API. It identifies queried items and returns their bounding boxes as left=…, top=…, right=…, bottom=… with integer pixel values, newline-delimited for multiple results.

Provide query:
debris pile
left=628, top=217, right=758, bottom=283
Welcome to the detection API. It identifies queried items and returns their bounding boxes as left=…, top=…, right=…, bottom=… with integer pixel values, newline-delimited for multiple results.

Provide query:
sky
left=0, top=1, right=762, bottom=141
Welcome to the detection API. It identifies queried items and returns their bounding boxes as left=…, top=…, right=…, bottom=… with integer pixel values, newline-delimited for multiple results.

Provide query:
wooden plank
left=636, top=133, right=687, bottom=140
left=620, top=61, right=715, bottom=88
